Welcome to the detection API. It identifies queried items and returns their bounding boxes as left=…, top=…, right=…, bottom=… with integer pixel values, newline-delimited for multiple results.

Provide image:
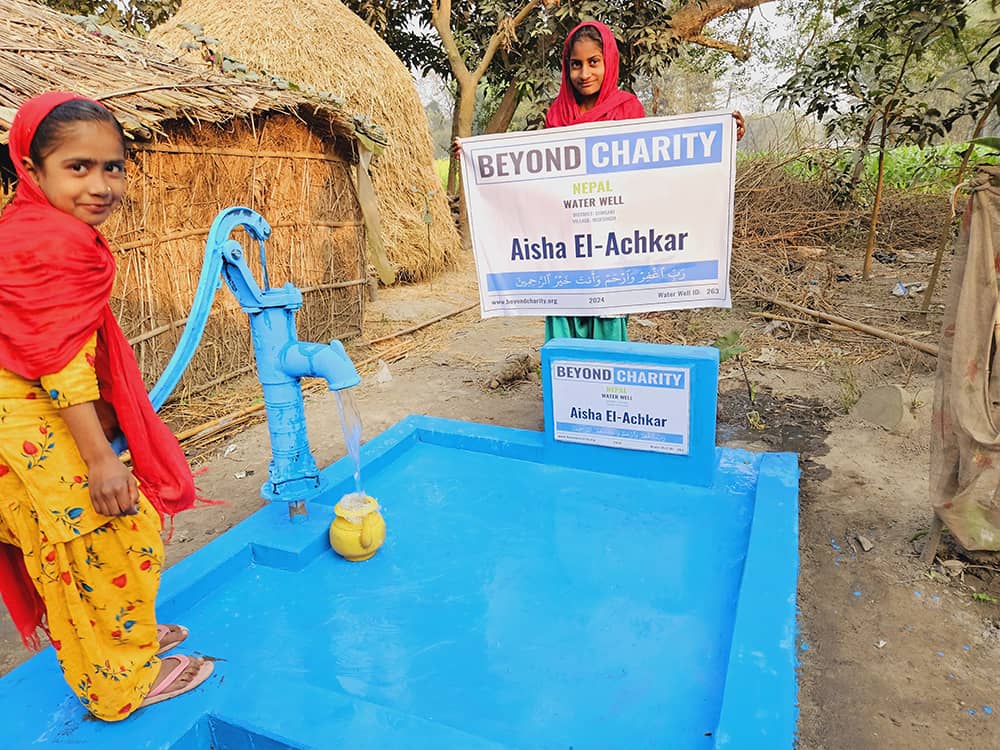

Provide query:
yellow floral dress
left=0, top=333, right=164, bottom=721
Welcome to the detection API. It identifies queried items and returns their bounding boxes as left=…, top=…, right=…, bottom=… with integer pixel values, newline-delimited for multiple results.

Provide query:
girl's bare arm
left=61, top=402, right=138, bottom=517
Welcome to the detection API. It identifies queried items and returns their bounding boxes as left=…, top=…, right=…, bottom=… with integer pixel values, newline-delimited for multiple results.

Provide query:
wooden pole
left=762, top=297, right=938, bottom=357
left=920, top=515, right=944, bottom=565
left=748, top=311, right=853, bottom=332
left=174, top=301, right=478, bottom=448
left=365, top=302, right=478, bottom=346
left=175, top=344, right=410, bottom=445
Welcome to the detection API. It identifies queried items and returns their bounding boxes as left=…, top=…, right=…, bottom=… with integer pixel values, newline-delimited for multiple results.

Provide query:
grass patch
left=434, top=158, right=450, bottom=190
left=837, top=367, right=862, bottom=413
left=782, top=143, right=998, bottom=195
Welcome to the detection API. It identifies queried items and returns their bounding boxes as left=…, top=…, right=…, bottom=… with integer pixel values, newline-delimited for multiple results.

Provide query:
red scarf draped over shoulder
left=545, top=21, right=645, bottom=129
left=0, top=92, right=195, bottom=649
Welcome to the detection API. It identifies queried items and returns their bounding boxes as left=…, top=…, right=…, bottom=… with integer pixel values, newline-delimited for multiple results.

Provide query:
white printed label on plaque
left=550, top=359, right=691, bottom=454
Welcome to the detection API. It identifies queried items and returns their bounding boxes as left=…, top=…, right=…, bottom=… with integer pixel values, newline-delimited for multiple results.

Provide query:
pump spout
left=281, top=340, right=360, bottom=391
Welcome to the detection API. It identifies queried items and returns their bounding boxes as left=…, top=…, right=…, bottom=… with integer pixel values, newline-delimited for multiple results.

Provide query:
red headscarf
left=0, top=92, right=196, bottom=649
left=545, top=20, right=645, bottom=128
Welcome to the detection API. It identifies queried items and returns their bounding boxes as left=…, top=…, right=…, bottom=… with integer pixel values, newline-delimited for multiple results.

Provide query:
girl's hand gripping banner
left=459, top=110, right=736, bottom=317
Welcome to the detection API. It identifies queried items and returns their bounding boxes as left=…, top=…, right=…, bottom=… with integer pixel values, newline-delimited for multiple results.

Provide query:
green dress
left=544, top=315, right=627, bottom=342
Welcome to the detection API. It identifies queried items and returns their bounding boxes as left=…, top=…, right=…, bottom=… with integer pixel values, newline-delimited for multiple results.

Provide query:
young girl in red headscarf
left=543, top=20, right=744, bottom=341
left=0, top=92, right=213, bottom=720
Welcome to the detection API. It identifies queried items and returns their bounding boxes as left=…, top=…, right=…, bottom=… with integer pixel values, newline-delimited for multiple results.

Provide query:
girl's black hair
left=566, top=24, right=603, bottom=60
left=29, top=99, right=126, bottom=164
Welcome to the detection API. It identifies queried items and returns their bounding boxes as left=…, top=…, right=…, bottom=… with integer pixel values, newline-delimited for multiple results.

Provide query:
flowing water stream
left=335, top=388, right=364, bottom=499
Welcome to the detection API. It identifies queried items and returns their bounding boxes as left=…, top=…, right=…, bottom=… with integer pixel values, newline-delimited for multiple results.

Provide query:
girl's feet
left=155, top=623, right=188, bottom=656
left=140, top=654, right=213, bottom=708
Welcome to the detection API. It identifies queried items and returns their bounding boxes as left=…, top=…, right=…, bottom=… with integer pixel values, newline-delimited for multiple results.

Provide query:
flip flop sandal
left=141, top=655, right=214, bottom=708
left=155, top=624, right=189, bottom=656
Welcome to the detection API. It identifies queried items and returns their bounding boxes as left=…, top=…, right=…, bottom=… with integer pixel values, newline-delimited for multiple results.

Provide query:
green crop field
left=782, top=143, right=998, bottom=194
left=434, top=158, right=449, bottom=190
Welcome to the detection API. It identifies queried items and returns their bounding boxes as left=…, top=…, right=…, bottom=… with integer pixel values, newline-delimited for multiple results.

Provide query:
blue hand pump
left=133, top=206, right=360, bottom=519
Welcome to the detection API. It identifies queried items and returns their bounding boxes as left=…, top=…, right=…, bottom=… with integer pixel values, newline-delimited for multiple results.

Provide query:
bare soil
left=2, top=256, right=999, bottom=749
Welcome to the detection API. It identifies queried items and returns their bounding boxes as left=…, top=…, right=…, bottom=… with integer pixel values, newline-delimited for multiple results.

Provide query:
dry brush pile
left=633, top=155, right=956, bottom=376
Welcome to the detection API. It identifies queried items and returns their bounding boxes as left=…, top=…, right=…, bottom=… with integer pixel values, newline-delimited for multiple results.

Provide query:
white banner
left=459, top=111, right=736, bottom=318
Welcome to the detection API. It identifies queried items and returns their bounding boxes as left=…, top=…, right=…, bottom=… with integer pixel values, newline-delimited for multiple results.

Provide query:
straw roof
left=0, top=0, right=360, bottom=147
left=152, top=0, right=461, bottom=282
left=0, top=0, right=368, bottom=404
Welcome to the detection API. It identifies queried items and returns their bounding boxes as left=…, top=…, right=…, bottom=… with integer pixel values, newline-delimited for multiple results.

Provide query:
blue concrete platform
left=0, top=415, right=799, bottom=748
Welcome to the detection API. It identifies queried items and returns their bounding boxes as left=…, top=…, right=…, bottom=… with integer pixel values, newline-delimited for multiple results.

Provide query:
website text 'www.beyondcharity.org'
left=491, top=297, right=558, bottom=306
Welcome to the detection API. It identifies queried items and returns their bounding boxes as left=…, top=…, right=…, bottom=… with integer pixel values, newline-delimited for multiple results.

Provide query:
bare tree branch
left=668, top=0, right=777, bottom=39
left=472, top=0, right=544, bottom=80
left=687, top=34, right=750, bottom=61
left=795, top=0, right=826, bottom=66
left=430, top=0, right=472, bottom=88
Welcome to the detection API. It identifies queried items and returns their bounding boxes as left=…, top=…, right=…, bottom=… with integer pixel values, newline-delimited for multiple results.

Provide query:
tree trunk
left=439, top=78, right=478, bottom=247
left=431, top=0, right=538, bottom=197
left=862, top=110, right=891, bottom=279
left=446, top=77, right=478, bottom=194
left=849, top=114, right=877, bottom=194
left=863, top=43, right=916, bottom=279
left=446, top=80, right=463, bottom=196
left=485, top=82, right=522, bottom=134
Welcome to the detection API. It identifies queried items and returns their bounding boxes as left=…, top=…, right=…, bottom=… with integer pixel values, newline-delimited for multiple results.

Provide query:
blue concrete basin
left=0, top=415, right=799, bottom=748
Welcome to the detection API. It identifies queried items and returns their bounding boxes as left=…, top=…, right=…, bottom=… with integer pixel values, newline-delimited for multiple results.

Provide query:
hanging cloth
left=930, top=166, right=1000, bottom=550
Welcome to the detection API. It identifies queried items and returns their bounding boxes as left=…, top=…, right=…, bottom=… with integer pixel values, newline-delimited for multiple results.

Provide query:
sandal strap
left=146, top=655, right=194, bottom=699
left=155, top=623, right=189, bottom=654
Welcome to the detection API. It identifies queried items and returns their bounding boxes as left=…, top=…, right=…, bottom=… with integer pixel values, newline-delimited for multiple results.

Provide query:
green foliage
left=786, top=142, right=999, bottom=195
left=41, top=0, right=178, bottom=34
left=433, top=158, right=450, bottom=190
left=771, top=0, right=999, bottom=157
left=346, top=0, right=772, bottom=131
left=972, top=137, right=1000, bottom=154
left=344, top=0, right=449, bottom=79
left=714, top=328, right=759, bottom=416
left=972, top=592, right=998, bottom=604
left=713, top=330, right=748, bottom=363
left=771, top=1, right=973, bottom=143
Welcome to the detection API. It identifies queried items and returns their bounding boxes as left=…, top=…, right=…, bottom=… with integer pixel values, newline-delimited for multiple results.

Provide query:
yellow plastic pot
left=329, top=494, right=386, bottom=562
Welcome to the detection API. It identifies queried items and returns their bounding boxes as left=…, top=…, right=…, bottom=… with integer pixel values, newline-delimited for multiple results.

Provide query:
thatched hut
left=150, top=0, right=462, bottom=283
left=1, top=0, right=370, bottom=405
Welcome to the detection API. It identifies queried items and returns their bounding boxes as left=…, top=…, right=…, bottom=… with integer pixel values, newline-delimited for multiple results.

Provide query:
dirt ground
left=2, top=253, right=999, bottom=748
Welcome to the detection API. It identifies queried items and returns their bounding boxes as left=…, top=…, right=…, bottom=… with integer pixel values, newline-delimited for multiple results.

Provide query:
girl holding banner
left=542, top=20, right=644, bottom=342
left=543, top=20, right=745, bottom=342
left=456, top=20, right=745, bottom=341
